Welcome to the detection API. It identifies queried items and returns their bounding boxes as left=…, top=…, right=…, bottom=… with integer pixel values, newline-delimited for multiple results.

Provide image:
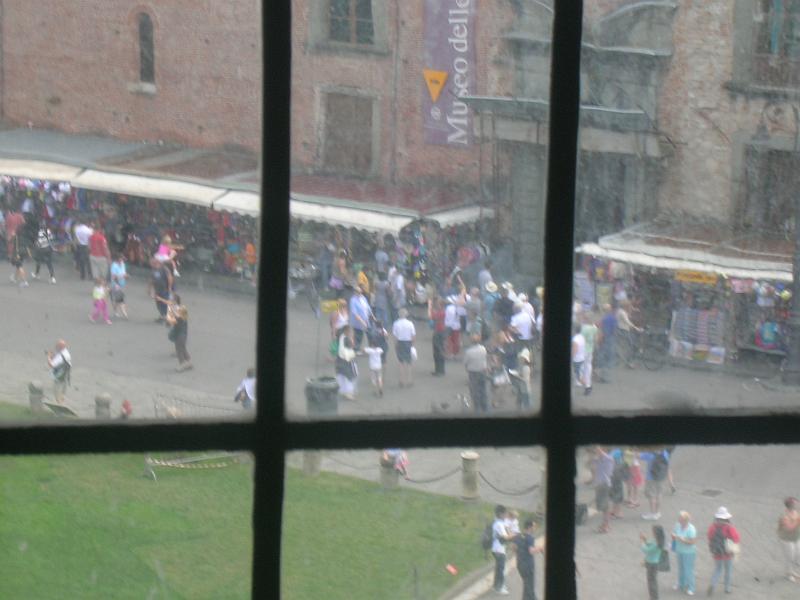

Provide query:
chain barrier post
left=95, top=392, right=112, bottom=419
left=302, top=451, right=322, bottom=476
left=28, top=380, right=44, bottom=414
left=460, top=450, right=480, bottom=500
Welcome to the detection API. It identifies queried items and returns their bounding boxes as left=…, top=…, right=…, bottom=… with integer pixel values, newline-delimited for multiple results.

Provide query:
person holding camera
left=46, top=339, right=71, bottom=404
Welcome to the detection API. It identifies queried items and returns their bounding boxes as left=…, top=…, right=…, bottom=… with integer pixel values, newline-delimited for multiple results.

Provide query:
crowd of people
left=584, top=445, right=800, bottom=598
left=0, top=175, right=259, bottom=284
left=323, top=245, right=544, bottom=409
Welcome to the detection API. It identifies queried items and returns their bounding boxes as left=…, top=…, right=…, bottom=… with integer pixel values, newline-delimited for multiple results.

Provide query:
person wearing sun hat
left=706, top=506, right=741, bottom=596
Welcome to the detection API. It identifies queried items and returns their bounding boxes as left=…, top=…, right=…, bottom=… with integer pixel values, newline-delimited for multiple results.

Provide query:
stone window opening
left=328, top=0, right=374, bottom=45
left=138, top=12, right=155, bottom=84
left=752, top=0, right=800, bottom=87
left=322, top=91, right=374, bottom=175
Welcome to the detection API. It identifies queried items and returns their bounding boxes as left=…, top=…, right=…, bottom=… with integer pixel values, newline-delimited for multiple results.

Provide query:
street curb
left=439, top=557, right=516, bottom=600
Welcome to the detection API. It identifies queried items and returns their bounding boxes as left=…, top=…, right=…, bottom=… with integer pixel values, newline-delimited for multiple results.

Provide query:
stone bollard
left=461, top=450, right=480, bottom=500
left=379, top=455, right=400, bottom=490
left=95, top=393, right=112, bottom=419
left=28, top=380, right=44, bottom=414
left=302, top=451, right=322, bottom=476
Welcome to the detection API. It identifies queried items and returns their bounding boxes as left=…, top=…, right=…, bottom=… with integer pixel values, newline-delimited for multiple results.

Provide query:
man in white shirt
left=235, top=368, right=256, bottom=409
left=444, top=296, right=461, bottom=357
left=47, top=339, right=71, bottom=404
left=491, top=504, right=514, bottom=595
left=391, top=308, right=416, bottom=388
left=73, top=220, right=93, bottom=280
left=510, top=302, right=535, bottom=354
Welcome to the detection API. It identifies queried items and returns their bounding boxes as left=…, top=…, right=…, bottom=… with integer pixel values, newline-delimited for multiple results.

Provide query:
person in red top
left=428, top=296, right=447, bottom=376
left=5, top=209, right=28, bottom=286
left=88, top=224, right=111, bottom=281
left=706, top=506, right=741, bottom=596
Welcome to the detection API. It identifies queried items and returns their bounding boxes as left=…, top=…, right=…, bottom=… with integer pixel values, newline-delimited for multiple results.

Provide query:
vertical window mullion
left=541, top=1, right=584, bottom=599
left=252, top=0, right=290, bottom=598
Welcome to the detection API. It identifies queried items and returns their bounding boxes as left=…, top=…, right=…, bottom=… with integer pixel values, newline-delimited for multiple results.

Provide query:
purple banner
left=423, top=0, right=476, bottom=146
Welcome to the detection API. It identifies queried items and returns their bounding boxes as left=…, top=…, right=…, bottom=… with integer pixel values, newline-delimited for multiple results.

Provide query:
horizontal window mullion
left=0, top=422, right=257, bottom=454
left=284, top=418, right=545, bottom=449
left=573, top=414, right=800, bottom=445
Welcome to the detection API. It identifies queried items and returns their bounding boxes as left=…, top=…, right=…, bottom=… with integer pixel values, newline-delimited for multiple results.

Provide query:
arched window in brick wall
left=138, top=13, right=155, bottom=84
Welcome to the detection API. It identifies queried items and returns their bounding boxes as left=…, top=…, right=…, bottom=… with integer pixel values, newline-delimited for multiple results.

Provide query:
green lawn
left=0, top=399, right=496, bottom=599
left=0, top=453, right=254, bottom=600
left=282, top=469, right=493, bottom=600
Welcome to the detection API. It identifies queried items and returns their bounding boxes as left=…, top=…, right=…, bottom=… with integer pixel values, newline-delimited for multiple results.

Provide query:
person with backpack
left=641, top=524, right=667, bottom=600
left=641, top=448, right=670, bottom=520
left=489, top=504, right=515, bottom=595
left=706, top=506, right=741, bottom=596
left=46, top=339, right=71, bottom=404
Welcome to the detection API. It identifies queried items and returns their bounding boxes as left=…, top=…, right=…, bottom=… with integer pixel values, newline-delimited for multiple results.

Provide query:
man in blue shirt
left=596, top=303, right=617, bottom=383
left=640, top=449, right=670, bottom=521
left=349, top=286, right=372, bottom=353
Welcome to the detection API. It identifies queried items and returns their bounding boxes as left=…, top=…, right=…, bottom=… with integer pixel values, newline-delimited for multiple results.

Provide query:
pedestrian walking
left=671, top=510, right=697, bottom=595
left=88, top=224, right=111, bottom=280
left=641, top=448, right=670, bottom=520
left=706, top=506, right=741, bottom=596
left=109, top=254, right=128, bottom=319
left=464, top=334, right=488, bottom=412
left=46, top=339, right=71, bottom=404
left=514, top=347, right=533, bottom=410
left=571, top=324, right=586, bottom=387
left=624, top=447, right=643, bottom=508
left=349, top=285, right=372, bottom=352
left=149, top=257, right=173, bottom=323
left=596, top=303, right=617, bottom=382
left=580, top=314, right=598, bottom=395
left=588, top=446, right=614, bottom=534
left=391, top=308, right=415, bottom=388
left=31, top=223, right=56, bottom=284
left=234, top=368, right=257, bottom=409
left=428, top=296, right=446, bottom=376
left=513, top=519, right=542, bottom=600
left=335, top=326, right=358, bottom=399
left=372, top=271, right=391, bottom=326
left=641, top=525, right=667, bottom=600
left=444, top=295, right=462, bottom=357
left=6, top=208, right=29, bottom=287
left=89, top=277, right=112, bottom=324
left=167, top=303, right=192, bottom=372
left=363, top=338, right=384, bottom=397
left=491, top=504, right=515, bottom=595
left=777, top=497, right=800, bottom=582
left=73, top=219, right=93, bottom=280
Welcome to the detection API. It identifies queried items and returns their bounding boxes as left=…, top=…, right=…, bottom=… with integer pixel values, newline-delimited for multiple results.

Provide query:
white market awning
left=427, top=205, right=495, bottom=228
left=213, top=190, right=260, bottom=217
left=0, top=159, right=83, bottom=181
left=289, top=193, right=417, bottom=234
left=71, top=169, right=225, bottom=207
left=577, top=241, right=793, bottom=282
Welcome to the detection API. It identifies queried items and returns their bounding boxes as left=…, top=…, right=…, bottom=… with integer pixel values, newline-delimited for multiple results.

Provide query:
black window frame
left=3, top=2, right=800, bottom=599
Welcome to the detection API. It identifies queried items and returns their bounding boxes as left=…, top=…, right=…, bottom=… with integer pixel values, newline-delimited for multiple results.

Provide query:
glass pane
left=0, top=451, right=253, bottom=597
left=0, top=4, right=260, bottom=422
left=291, top=0, right=549, bottom=419
left=576, top=445, right=800, bottom=598
left=572, top=2, right=800, bottom=414
left=283, top=446, right=545, bottom=598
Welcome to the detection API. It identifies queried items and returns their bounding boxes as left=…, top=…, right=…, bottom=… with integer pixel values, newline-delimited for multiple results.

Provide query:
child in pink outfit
left=89, top=277, right=112, bottom=324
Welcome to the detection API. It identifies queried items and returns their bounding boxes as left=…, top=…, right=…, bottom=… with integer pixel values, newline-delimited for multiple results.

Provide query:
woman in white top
left=571, top=324, right=586, bottom=386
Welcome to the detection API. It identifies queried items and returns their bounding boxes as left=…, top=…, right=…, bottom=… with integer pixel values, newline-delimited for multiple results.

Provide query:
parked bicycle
left=617, top=326, right=668, bottom=371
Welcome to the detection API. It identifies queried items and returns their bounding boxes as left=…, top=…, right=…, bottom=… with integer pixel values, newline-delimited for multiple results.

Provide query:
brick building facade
left=1, top=1, right=262, bottom=152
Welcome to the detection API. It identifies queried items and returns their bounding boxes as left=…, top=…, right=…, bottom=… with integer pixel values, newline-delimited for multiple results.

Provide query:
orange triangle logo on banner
left=423, top=69, right=448, bottom=103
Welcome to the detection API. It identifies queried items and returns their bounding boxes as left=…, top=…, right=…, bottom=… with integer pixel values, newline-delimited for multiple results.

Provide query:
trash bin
left=305, top=376, right=339, bottom=417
